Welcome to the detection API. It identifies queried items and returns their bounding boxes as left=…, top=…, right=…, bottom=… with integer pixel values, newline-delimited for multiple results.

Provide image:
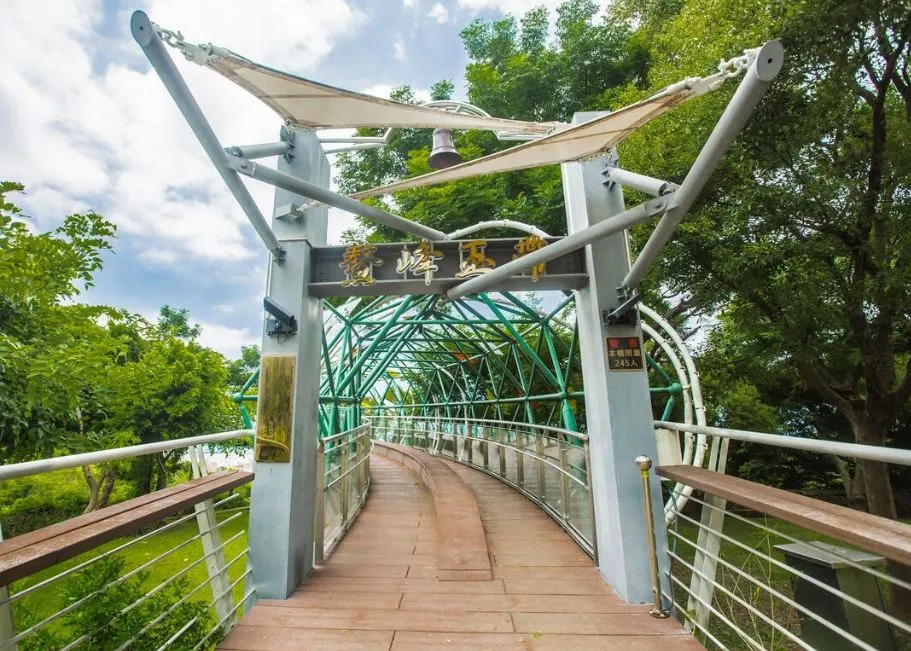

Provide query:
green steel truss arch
left=234, top=292, right=698, bottom=439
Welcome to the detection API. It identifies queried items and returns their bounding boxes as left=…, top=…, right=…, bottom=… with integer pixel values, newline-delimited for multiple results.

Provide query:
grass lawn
left=9, top=508, right=250, bottom=647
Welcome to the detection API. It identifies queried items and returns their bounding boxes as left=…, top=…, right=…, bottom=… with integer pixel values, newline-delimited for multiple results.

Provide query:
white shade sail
left=204, top=48, right=560, bottom=134
left=351, top=78, right=722, bottom=200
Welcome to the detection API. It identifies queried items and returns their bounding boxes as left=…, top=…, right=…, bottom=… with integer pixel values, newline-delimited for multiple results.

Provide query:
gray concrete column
left=562, top=114, right=670, bottom=604
left=248, top=128, right=329, bottom=599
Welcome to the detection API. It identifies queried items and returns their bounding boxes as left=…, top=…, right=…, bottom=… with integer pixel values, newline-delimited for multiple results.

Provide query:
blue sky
left=0, top=0, right=570, bottom=359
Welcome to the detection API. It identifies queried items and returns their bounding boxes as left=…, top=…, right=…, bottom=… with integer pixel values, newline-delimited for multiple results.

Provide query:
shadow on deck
left=219, top=451, right=699, bottom=650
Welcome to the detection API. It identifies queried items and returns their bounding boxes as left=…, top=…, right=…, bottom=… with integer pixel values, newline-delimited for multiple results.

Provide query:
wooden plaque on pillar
left=255, top=355, right=295, bottom=462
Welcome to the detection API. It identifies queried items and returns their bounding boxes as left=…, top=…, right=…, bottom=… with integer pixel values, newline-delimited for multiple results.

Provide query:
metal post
left=447, top=197, right=666, bottom=300
left=189, top=446, right=235, bottom=623
left=314, top=444, right=326, bottom=564
left=622, top=41, right=783, bottom=291
left=687, top=436, right=731, bottom=631
left=247, top=128, right=328, bottom=599
left=226, top=156, right=447, bottom=242
left=535, top=433, right=546, bottom=502
left=559, top=437, right=572, bottom=521
left=130, top=11, right=283, bottom=260
left=482, top=426, right=489, bottom=469
left=635, top=456, right=669, bottom=618
left=340, top=442, right=350, bottom=527
left=562, top=127, right=670, bottom=603
left=0, top=525, right=16, bottom=651
left=499, top=428, right=507, bottom=477
left=466, top=418, right=473, bottom=465
left=516, top=431, right=525, bottom=488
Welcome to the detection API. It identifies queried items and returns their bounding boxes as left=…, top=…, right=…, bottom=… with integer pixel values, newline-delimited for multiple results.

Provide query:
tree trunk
left=98, top=470, right=116, bottom=509
left=81, top=465, right=100, bottom=514
left=853, top=421, right=911, bottom=621
left=155, top=453, right=168, bottom=491
left=831, top=456, right=865, bottom=505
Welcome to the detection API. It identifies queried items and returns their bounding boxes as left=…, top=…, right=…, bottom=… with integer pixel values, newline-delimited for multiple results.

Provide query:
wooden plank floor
left=219, top=454, right=700, bottom=650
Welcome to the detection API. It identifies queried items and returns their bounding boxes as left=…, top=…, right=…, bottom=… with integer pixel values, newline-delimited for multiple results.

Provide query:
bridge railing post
left=516, top=430, right=525, bottom=489
left=0, top=524, right=16, bottom=651
left=481, top=426, right=489, bottom=470
left=499, top=428, right=507, bottom=477
left=535, top=433, right=546, bottom=502
left=314, top=443, right=326, bottom=564
left=189, top=445, right=236, bottom=625
left=559, top=435, right=572, bottom=521
left=340, top=442, right=350, bottom=526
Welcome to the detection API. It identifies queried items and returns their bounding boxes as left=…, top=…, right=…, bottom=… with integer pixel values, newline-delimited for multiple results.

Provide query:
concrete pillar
left=562, top=115, right=670, bottom=604
left=248, top=128, right=328, bottom=599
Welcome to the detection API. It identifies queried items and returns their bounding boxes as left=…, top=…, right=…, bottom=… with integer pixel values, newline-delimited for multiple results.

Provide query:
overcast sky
left=0, top=0, right=574, bottom=359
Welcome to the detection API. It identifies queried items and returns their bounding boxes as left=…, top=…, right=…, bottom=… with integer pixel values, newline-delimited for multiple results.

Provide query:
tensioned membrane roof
left=179, top=38, right=741, bottom=198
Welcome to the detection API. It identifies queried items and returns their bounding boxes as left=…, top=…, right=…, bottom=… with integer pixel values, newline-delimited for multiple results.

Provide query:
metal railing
left=0, top=430, right=254, bottom=651
left=315, top=422, right=373, bottom=562
left=367, top=414, right=595, bottom=558
left=653, top=421, right=911, bottom=651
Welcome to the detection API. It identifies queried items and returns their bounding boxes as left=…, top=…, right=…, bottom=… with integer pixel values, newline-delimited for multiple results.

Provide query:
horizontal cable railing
left=315, top=422, right=373, bottom=562
left=0, top=431, right=253, bottom=651
left=366, top=414, right=595, bottom=559
left=652, top=422, right=911, bottom=651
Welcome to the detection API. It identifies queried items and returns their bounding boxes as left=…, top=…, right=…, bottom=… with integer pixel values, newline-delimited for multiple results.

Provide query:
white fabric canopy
left=351, top=78, right=721, bottom=200
left=205, top=49, right=560, bottom=134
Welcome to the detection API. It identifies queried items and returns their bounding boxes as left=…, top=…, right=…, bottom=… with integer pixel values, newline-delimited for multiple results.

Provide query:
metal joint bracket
left=283, top=129, right=296, bottom=161
left=603, top=291, right=642, bottom=326
left=274, top=203, right=303, bottom=221
left=263, top=297, right=297, bottom=337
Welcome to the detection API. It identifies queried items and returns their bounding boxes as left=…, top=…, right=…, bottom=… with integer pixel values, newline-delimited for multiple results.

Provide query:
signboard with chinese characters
left=606, top=336, right=644, bottom=371
left=310, top=237, right=586, bottom=297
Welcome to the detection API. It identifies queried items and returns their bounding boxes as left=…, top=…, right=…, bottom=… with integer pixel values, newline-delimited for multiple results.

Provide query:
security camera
left=264, top=296, right=297, bottom=336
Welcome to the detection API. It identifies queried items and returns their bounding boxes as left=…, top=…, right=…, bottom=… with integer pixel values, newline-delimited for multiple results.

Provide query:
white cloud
left=403, top=0, right=416, bottom=7
left=457, top=0, right=567, bottom=13
left=138, top=248, right=180, bottom=265
left=393, top=35, right=408, bottom=63
left=197, top=321, right=258, bottom=358
left=0, top=0, right=365, bottom=263
left=428, top=3, right=449, bottom=23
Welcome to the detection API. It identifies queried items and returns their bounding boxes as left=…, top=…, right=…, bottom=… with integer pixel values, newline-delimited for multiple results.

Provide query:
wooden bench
left=657, top=464, right=911, bottom=566
left=0, top=469, right=253, bottom=586
left=373, top=441, right=491, bottom=581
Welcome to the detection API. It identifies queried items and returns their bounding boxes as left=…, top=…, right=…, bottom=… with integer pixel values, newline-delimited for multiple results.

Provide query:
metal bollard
left=636, top=455, right=669, bottom=618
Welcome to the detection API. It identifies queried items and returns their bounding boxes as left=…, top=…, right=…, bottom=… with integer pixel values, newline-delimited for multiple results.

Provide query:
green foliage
left=0, top=469, right=131, bottom=537
left=19, top=555, right=216, bottom=651
left=618, top=0, right=911, bottom=516
left=0, top=183, right=244, bottom=508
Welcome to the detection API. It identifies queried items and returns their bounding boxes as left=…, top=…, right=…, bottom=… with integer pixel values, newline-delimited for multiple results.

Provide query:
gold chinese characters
left=339, top=243, right=382, bottom=287
left=396, top=240, right=444, bottom=286
left=513, top=235, right=547, bottom=281
left=455, top=240, right=496, bottom=278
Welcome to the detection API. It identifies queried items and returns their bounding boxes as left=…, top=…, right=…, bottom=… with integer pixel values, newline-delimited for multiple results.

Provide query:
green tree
left=108, top=315, right=237, bottom=493
left=0, top=181, right=120, bottom=462
left=617, top=0, right=911, bottom=520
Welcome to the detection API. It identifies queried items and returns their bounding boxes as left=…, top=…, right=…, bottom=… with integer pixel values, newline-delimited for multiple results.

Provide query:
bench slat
left=0, top=470, right=253, bottom=586
left=657, top=464, right=911, bottom=566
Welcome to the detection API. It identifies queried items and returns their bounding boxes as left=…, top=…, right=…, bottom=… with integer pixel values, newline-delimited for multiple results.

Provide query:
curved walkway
left=220, top=452, right=699, bottom=650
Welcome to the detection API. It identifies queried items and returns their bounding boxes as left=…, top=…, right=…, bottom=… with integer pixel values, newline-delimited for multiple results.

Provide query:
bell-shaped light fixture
left=428, top=129, right=462, bottom=169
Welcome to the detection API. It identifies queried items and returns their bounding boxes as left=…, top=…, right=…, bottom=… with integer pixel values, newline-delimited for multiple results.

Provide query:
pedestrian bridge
left=221, top=445, right=695, bottom=650
left=2, top=13, right=910, bottom=651
left=3, top=415, right=910, bottom=650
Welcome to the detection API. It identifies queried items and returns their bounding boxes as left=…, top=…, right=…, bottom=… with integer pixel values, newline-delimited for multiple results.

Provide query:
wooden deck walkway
left=220, top=454, right=699, bottom=650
